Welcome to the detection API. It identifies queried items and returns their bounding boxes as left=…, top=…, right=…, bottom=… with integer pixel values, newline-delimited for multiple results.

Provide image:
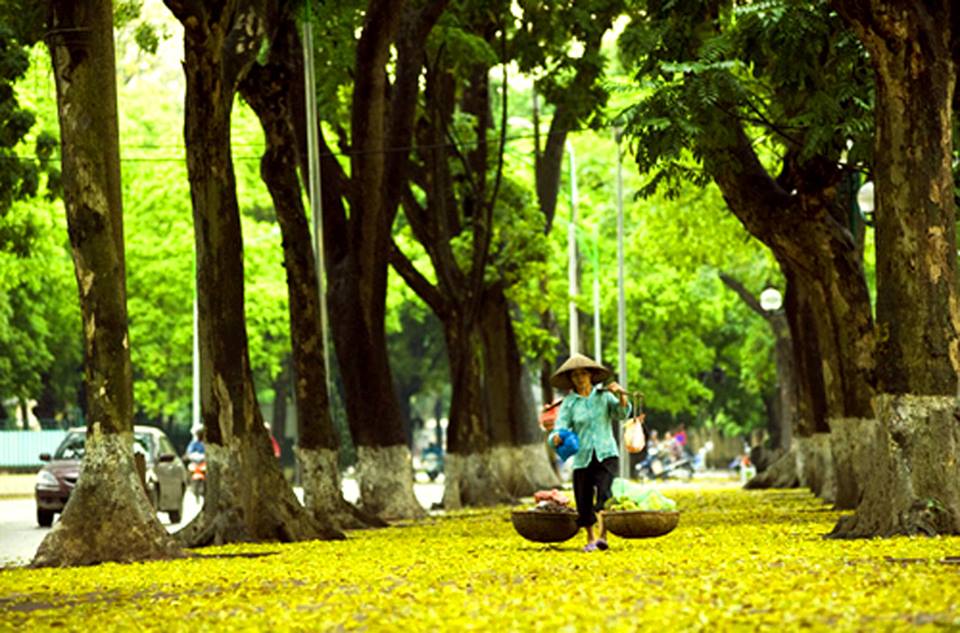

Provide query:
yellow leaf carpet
left=1, top=481, right=958, bottom=631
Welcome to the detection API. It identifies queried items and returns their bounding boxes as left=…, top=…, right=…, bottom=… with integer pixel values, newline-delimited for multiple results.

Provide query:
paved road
left=0, top=492, right=203, bottom=567
left=0, top=479, right=444, bottom=567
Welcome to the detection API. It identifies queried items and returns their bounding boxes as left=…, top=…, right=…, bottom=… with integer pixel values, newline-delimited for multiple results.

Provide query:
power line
left=0, top=124, right=613, bottom=164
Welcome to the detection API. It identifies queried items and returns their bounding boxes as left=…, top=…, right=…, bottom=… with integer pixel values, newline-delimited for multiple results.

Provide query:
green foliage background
left=0, top=0, right=790, bottom=443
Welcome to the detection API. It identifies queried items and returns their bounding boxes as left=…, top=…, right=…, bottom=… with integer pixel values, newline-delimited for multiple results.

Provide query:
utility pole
left=616, top=129, right=628, bottom=480
left=567, top=139, right=579, bottom=355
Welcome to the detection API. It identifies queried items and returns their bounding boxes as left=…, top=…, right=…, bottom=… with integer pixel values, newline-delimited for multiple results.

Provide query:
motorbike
left=421, top=445, right=444, bottom=482
left=636, top=440, right=714, bottom=481
left=636, top=445, right=694, bottom=480
left=185, top=451, right=206, bottom=499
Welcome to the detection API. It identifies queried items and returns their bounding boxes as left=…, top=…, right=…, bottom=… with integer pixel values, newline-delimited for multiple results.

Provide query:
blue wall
left=0, top=431, right=68, bottom=468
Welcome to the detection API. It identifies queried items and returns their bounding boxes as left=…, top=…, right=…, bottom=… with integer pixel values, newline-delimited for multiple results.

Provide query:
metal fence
left=0, top=431, right=68, bottom=469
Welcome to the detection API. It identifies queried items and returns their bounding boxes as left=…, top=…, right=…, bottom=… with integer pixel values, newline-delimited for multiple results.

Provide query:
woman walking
left=548, top=353, right=631, bottom=552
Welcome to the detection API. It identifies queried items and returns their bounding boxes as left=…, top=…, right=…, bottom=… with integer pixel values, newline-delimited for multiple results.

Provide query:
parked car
left=34, top=425, right=188, bottom=527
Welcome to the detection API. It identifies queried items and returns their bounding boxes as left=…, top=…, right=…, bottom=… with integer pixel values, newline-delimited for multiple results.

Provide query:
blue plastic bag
left=555, top=428, right=580, bottom=461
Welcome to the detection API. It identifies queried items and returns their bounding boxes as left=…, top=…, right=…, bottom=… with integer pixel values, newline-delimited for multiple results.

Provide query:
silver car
left=35, top=425, right=189, bottom=526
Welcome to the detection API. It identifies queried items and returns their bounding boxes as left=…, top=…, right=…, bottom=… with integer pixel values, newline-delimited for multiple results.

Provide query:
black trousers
left=572, top=453, right=618, bottom=528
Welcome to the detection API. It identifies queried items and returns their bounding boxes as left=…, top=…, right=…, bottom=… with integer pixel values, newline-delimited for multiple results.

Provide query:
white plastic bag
left=624, top=414, right=646, bottom=453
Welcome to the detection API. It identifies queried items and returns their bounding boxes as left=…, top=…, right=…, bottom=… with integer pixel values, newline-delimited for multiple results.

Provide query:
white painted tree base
left=490, top=444, right=560, bottom=497
left=831, top=394, right=960, bottom=538
left=355, top=445, right=426, bottom=520
left=33, top=431, right=183, bottom=567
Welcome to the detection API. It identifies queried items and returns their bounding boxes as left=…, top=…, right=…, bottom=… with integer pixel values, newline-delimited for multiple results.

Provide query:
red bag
left=539, top=399, right=562, bottom=432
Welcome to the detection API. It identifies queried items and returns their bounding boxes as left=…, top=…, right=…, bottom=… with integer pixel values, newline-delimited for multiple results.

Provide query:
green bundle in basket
left=604, top=478, right=677, bottom=512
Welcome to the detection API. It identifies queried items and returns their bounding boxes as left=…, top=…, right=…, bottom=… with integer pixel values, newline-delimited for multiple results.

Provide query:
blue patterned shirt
left=549, top=385, right=631, bottom=469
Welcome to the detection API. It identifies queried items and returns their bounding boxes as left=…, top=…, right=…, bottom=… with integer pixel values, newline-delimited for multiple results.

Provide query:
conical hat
left=550, top=353, right=612, bottom=390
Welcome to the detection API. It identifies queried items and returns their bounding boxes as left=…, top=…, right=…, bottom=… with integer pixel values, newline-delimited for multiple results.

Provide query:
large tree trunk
left=828, top=417, right=870, bottom=510
left=239, top=14, right=381, bottom=532
left=744, top=443, right=800, bottom=490
left=714, top=157, right=876, bottom=425
left=481, top=287, right=559, bottom=496
left=387, top=8, right=512, bottom=510
left=164, top=0, right=333, bottom=545
left=830, top=1, right=960, bottom=538
left=769, top=305, right=795, bottom=452
left=831, top=396, right=960, bottom=537
left=34, top=0, right=183, bottom=567
left=327, top=258, right=424, bottom=520
left=316, top=0, right=446, bottom=521
left=708, top=123, right=876, bottom=502
left=441, top=316, right=511, bottom=509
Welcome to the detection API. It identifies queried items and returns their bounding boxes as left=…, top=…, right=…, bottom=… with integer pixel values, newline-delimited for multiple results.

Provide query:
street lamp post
left=760, top=284, right=792, bottom=452
left=191, top=285, right=200, bottom=433
left=301, top=17, right=333, bottom=396
left=567, top=139, right=579, bottom=355
left=616, top=129, right=628, bottom=480
left=760, top=287, right=783, bottom=313
left=593, top=234, right=601, bottom=362
left=856, top=180, right=875, bottom=225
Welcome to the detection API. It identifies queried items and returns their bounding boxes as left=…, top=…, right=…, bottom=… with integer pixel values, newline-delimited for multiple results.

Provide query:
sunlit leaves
left=619, top=0, right=873, bottom=191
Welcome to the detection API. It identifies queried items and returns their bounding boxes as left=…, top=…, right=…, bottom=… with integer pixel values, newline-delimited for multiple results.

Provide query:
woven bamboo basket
left=602, top=510, right=679, bottom=538
left=511, top=510, right=579, bottom=543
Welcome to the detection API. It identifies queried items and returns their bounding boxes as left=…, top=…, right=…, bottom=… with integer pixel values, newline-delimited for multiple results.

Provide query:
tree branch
left=389, top=239, right=447, bottom=317
left=401, top=185, right=463, bottom=297
left=161, top=0, right=204, bottom=24
left=468, top=24, right=509, bottom=304
left=718, top=271, right=770, bottom=321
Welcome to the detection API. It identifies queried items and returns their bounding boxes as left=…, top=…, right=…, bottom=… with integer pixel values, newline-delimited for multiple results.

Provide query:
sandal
left=582, top=542, right=598, bottom=553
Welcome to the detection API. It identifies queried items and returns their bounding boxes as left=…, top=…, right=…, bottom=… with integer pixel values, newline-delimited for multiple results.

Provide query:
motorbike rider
left=185, top=430, right=205, bottom=460
left=184, top=430, right=206, bottom=499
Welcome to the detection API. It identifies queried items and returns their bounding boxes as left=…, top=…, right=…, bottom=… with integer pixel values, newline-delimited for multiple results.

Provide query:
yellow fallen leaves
left=1, top=481, right=959, bottom=631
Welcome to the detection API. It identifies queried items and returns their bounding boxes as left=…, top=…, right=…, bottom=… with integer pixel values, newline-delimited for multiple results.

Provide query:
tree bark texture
left=801, top=433, right=836, bottom=504
left=441, top=318, right=511, bottom=508
left=707, top=123, right=878, bottom=502
left=165, top=0, right=333, bottom=544
left=239, top=17, right=377, bottom=530
left=33, top=434, right=184, bottom=567
left=833, top=1, right=960, bottom=396
left=36, top=0, right=184, bottom=567
left=830, top=395, right=960, bottom=537
left=481, top=288, right=559, bottom=494
left=744, top=442, right=800, bottom=490
left=828, top=2, right=960, bottom=538
left=179, top=441, right=340, bottom=546
left=387, top=8, right=518, bottom=508
left=782, top=275, right=829, bottom=437
left=50, top=0, right=129, bottom=436
left=827, top=417, right=870, bottom=510
left=710, top=135, right=876, bottom=425
left=354, top=445, right=426, bottom=519
left=240, top=25, right=337, bottom=440
left=770, top=309, right=796, bottom=451
left=321, top=0, right=447, bottom=520
left=297, top=447, right=387, bottom=529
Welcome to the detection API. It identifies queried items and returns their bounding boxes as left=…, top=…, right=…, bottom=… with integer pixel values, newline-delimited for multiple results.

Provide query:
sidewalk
left=0, top=472, right=446, bottom=507
left=0, top=474, right=36, bottom=499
